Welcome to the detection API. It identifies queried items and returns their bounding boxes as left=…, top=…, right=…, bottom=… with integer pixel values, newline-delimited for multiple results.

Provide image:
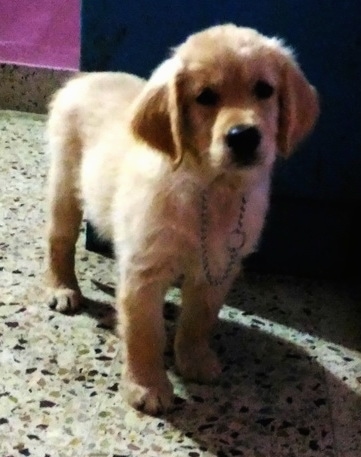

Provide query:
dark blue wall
left=81, top=1, right=361, bottom=277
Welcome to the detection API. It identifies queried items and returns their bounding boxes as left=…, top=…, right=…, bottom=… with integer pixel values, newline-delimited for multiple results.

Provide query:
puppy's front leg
left=118, top=279, right=173, bottom=415
left=175, top=279, right=231, bottom=383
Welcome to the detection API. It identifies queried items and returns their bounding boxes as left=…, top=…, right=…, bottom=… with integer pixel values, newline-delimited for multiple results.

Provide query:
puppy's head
left=131, top=24, right=319, bottom=176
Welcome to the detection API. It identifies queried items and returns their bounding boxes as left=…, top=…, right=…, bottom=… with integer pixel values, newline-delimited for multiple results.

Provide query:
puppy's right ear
left=131, top=59, right=184, bottom=167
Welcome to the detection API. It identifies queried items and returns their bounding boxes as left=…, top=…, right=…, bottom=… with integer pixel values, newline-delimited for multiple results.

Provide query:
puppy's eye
left=254, top=80, right=274, bottom=99
left=196, top=87, right=219, bottom=106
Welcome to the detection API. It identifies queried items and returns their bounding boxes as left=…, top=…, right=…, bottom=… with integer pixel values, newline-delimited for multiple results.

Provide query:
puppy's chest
left=170, top=187, right=265, bottom=262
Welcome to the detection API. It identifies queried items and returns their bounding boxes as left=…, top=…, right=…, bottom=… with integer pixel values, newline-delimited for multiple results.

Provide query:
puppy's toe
left=176, top=346, right=222, bottom=384
left=48, top=288, right=82, bottom=313
left=123, top=376, right=174, bottom=416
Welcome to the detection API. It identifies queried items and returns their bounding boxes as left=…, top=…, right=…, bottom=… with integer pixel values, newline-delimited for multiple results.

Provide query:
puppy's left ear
left=277, top=60, right=320, bottom=157
left=131, top=63, right=184, bottom=167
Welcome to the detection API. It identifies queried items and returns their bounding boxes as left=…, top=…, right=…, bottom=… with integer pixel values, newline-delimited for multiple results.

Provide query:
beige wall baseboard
left=0, top=63, right=77, bottom=114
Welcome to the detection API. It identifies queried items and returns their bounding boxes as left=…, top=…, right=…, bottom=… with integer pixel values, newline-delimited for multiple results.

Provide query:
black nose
left=225, top=125, right=261, bottom=166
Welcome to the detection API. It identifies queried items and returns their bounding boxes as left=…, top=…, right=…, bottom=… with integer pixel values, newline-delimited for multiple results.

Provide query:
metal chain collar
left=200, top=190, right=247, bottom=286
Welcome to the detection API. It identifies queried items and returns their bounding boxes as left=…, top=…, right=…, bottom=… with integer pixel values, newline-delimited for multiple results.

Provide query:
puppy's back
left=48, top=72, right=146, bottom=148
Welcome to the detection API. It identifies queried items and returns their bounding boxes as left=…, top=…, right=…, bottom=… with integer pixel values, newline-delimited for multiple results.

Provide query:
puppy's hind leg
left=46, top=110, right=83, bottom=313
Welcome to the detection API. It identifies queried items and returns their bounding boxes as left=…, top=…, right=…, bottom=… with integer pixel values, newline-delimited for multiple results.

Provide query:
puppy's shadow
left=80, top=279, right=117, bottom=329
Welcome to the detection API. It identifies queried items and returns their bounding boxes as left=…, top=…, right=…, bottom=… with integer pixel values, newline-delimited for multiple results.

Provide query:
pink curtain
left=0, top=0, right=80, bottom=69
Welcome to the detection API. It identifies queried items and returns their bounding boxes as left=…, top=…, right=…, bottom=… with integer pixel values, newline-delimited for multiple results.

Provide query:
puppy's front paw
left=123, top=374, right=174, bottom=415
left=176, top=345, right=222, bottom=384
left=48, top=288, right=82, bottom=313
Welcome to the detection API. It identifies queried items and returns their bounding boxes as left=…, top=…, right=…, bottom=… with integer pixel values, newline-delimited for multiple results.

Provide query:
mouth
left=231, top=149, right=261, bottom=168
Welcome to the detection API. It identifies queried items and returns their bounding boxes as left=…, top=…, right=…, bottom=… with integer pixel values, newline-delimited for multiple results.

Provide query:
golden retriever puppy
left=46, top=24, right=319, bottom=414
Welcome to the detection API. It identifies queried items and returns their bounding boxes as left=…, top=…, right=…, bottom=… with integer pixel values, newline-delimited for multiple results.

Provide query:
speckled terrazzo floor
left=1, top=110, right=361, bottom=457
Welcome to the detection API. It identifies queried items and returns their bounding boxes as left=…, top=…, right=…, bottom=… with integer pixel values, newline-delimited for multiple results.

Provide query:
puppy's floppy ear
left=277, top=59, right=319, bottom=157
left=131, top=60, right=184, bottom=167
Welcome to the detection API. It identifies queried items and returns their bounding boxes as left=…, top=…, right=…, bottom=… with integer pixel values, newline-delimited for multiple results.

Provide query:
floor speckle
left=0, top=110, right=361, bottom=457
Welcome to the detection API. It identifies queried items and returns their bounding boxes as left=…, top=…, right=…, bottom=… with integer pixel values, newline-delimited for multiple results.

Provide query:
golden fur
left=46, top=24, right=319, bottom=414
